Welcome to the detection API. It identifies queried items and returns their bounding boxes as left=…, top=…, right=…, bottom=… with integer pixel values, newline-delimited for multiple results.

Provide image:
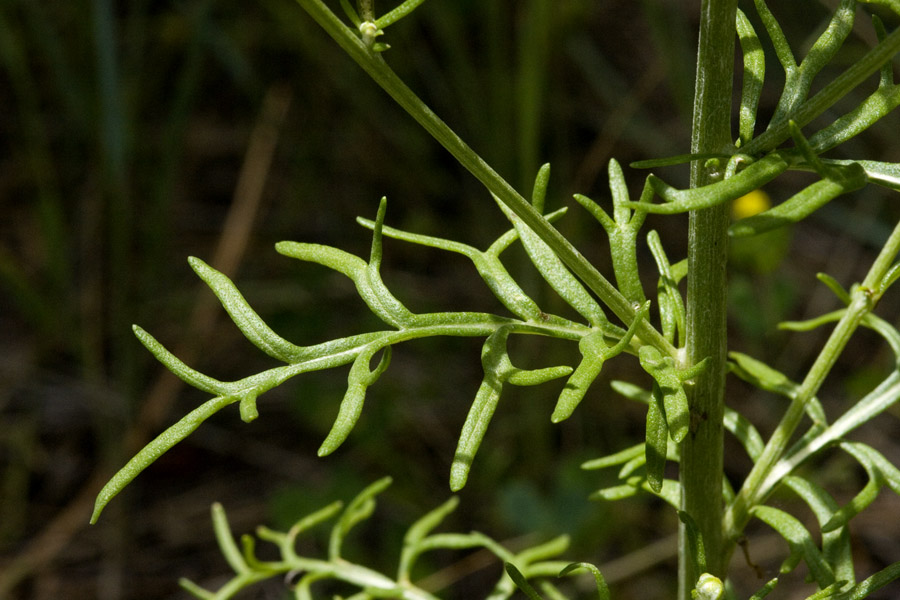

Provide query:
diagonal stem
left=292, top=0, right=676, bottom=357
left=722, top=220, right=900, bottom=548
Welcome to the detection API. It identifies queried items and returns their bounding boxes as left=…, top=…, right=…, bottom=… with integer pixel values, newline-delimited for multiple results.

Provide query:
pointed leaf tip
left=187, top=255, right=207, bottom=272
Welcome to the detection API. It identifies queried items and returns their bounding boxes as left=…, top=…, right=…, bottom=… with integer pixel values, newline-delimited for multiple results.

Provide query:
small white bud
left=692, top=573, right=724, bottom=600
left=359, top=21, right=382, bottom=47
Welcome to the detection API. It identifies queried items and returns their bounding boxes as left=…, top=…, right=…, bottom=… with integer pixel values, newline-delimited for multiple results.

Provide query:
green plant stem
left=722, top=219, right=900, bottom=552
left=679, top=0, right=737, bottom=596
left=292, top=0, right=675, bottom=357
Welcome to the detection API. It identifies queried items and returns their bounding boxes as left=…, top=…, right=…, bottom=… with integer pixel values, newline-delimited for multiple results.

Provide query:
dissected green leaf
left=728, top=351, right=827, bottom=426
left=645, top=382, right=668, bottom=493
left=647, top=230, right=685, bottom=345
left=817, top=272, right=852, bottom=303
left=494, top=169, right=608, bottom=327
left=645, top=478, right=681, bottom=508
left=91, top=394, right=238, bottom=524
left=339, top=0, right=362, bottom=26
left=822, top=442, right=900, bottom=532
left=506, top=563, right=545, bottom=600
left=723, top=406, right=766, bottom=461
left=752, top=0, right=794, bottom=73
left=843, top=560, right=900, bottom=600
left=610, top=379, right=653, bottom=404
left=678, top=511, right=708, bottom=574
left=178, top=578, right=214, bottom=600
left=451, top=327, right=571, bottom=491
left=803, top=582, right=849, bottom=600
left=590, top=481, right=641, bottom=502
left=552, top=332, right=609, bottom=423
left=730, top=165, right=867, bottom=237
left=782, top=476, right=855, bottom=585
left=277, top=202, right=417, bottom=328
left=210, top=502, right=249, bottom=575
left=356, top=210, right=572, bottom=322
left=820, top=159, right=900, bottom=192
left=732, top=123, right=867, bottom=237
left=397, top=496, right=459, bottom=579
left=581, top=443, right=645, bottom=471
left=132, top=325, right=230, bottom=395
left=318, top=344, right=392, bottom=456
left=619, top=452, right=648, bottom=479
left=639, top=346, right=702, bottom=443
left=404, top=496, right=459, bottom=549
left=751, top=505, right=835, bottom=587
left=330, top=476, right=392, bottom=560
left=375, top=0, right=429, bottom=29
left=737, top=9, right=765, bottom=147
left=276, top=240, right=412, bottom=327
left=559, top=563, right=611, bottom=600
left=809, top=86, right=900, bottom=155
left=630, top=153, right=731, bottom=169
left=575, top=160, right=648, bottom=304
left=770, top=0, right=856, bottom=122
left=747, top=577, right=779, bottom=599
left=879, top=261, right=900, bottom=296
left=630, top=152, right=792, bottom=214
left=515, top=535, right=571, bottom=567
left=189, top=257, right=309, bottom=362
left=552, top=302, right=648, bottom=422
left=285, top=500, right=344, bottom=539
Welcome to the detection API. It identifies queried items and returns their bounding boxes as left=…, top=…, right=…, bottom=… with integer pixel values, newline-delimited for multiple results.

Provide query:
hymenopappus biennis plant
left=92, top=0, right=900, bottom=598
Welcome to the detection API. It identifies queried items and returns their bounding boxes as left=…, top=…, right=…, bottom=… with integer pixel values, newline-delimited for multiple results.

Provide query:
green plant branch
left=291, top=0, right=675, bottom=357
left=723, top=218, right=900, bottom=549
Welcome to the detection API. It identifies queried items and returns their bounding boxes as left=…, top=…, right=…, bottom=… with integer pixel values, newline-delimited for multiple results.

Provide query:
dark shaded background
left=2, top=1, right=900, bottom=598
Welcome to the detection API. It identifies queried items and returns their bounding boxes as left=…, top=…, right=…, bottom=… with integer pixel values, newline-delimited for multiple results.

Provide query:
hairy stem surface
left=680, top=0, right=737, bottom=596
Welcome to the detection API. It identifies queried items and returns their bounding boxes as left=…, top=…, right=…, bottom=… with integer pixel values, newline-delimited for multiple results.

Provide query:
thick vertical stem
left=679, top=0, right=737, bottom=597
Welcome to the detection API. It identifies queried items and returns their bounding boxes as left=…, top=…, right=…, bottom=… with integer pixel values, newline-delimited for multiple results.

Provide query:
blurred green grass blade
left=0, top=7, right=73, bottom=313
left=515, top=0, right=552, bottom=188
left=640, top=0, right=695, bottom=118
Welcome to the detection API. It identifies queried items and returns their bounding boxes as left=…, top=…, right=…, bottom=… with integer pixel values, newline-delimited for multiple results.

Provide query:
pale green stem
left=292, top=0, right=675, bottom=357
left=679, top=0, right=737, bottom=596
left=722, top=219, right=900, bottom=553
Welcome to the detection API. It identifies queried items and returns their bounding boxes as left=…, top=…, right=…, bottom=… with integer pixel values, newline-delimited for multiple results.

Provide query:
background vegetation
left=1, top=0, right=900, bottom=598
